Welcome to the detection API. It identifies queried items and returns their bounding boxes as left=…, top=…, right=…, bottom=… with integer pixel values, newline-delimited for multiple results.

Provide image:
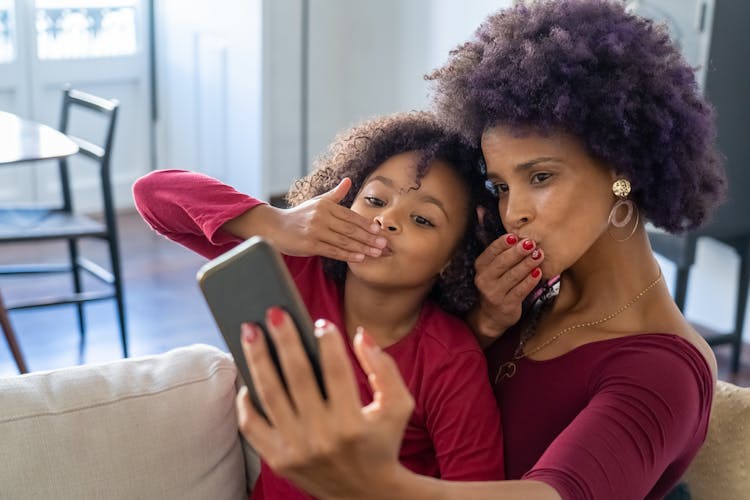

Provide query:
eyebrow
left=515, top=156, right=562, bottom=171
left=367, top=175, right=450, bottom=220
left=487, top=156, right=563, bottom=182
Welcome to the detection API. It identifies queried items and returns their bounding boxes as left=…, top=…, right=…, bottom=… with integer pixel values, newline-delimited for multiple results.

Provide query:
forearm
left=220, top=203, right=284, bottom=241
left=382, top=468, right=561, bottom=500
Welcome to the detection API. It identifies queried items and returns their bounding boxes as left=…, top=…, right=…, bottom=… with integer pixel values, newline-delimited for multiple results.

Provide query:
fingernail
left=367, top=247, right=382, bottom=257
left=314, top=318, right=331, bottom=338
left=374, top=237, right=387, bottom=248
left=242, top=323, right=258, bottom=344
left=267, top=306, right=285, bottom=327
left=522, top=239, right=535, bottom=251
left=356, top=326, right=379, bottom=351
left=352, top=253, right=365, bottom=262
left=505, top=234, right=518, bottom=245
left=531, top=268, right=542, bottom=279
left=370, top=223, right=381, bottom=233
left=531, top=249, right=542, bottom=260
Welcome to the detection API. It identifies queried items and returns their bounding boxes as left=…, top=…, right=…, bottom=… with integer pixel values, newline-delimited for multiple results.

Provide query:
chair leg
left=67, top=238, right=86, bottom=345
left=730, top=236, right=750, bottom=374
left=0, top=291, right=28, bottom=374
left=107, top=233, right=128, bottom=358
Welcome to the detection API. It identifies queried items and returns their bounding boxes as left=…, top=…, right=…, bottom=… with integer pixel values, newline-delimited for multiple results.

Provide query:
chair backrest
left=57, top=87, right=119, bottom=214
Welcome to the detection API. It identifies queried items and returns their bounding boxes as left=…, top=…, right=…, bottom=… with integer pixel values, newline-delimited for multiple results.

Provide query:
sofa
left=0, top=343, right=747, bottom=500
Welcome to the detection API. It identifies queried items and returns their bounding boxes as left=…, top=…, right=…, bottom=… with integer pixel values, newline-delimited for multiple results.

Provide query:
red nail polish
left=505, top=234, right=518, bottom=245
left=531, top=268, right=542, bottom=279
left=532, top=249, right=542, bottom=260
left=522, top=240, right=534, bottom=251
left=242, top=323, right=258, bottom=344
left=268, top=306, right=285, bottom=327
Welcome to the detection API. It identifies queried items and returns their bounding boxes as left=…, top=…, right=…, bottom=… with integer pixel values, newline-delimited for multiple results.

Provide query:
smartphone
left=196, top=236, right=325, bottom=418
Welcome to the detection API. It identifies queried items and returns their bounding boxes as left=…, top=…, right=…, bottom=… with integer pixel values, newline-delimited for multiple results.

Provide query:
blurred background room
left=1, top=0, right=748, bottom=383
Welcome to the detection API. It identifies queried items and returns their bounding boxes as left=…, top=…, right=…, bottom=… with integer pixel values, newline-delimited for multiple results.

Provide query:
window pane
left=0, top=0, right=15, bottom=63
left=35, top=0, right=137, bottom=60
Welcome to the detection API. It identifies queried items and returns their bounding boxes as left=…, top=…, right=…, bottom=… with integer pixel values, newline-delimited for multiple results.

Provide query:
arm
left=133, top=169, right=385, bottom=261
left=236, top=311, right=561, bottom=500
left=521, top=341, right=713, bottom=500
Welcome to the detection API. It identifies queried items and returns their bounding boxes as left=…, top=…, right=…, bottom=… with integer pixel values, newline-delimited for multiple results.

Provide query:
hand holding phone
left=197, top=236, right=326, bottom=418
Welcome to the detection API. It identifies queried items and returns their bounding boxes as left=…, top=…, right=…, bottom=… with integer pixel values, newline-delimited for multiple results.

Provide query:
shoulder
left=590, top=334, right=713, bottom=423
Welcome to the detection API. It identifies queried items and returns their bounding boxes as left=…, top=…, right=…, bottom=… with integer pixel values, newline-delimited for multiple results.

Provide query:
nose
left=501, top=192, right=532, bottom=231
left=374, top=212, right=401, bottom=233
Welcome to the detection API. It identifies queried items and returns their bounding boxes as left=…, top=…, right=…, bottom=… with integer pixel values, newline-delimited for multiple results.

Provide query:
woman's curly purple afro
left=427, top=0, right=726, bottom=233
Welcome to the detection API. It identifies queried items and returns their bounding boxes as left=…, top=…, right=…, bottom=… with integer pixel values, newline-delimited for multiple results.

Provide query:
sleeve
left=424, top=347, right=505, bottom=481
left=132, top=169, right=265, bottom=260
left=523, top=342, right=713, bottom=500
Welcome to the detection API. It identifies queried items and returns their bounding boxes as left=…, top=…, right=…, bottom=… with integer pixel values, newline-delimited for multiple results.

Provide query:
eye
left=413, top=215, right=435, bottom=228
left=494, top=182, right=509, bottom=194
left=364, top=195, right=385, bottom=207
left=531, top=172, right=552, bottom=184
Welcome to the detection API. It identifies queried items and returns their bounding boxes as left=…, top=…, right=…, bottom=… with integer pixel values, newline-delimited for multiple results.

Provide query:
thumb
left=324, top=177, right=353, bottom=203
left=353, top=328, right=414, bottom=419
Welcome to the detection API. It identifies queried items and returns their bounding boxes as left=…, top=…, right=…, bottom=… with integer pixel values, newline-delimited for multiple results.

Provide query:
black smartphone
left=196, top=236, right=326, bottom=418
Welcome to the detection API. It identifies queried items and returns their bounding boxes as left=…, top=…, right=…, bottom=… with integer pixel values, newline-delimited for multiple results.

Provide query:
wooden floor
left=2, top=211, right=749, bottom=386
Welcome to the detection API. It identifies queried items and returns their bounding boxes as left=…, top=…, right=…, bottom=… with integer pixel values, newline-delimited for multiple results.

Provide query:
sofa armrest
left=682, top=380, right=750, bottom=500
left=0, top=344, right=247, bottom=499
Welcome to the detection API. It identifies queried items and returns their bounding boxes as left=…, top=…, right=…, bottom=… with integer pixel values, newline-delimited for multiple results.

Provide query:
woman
left=236, top=1, right=726, bottom=499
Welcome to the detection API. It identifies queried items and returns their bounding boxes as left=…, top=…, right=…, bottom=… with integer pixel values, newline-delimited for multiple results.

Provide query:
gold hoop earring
left=608, top=179, right=638, bottom=242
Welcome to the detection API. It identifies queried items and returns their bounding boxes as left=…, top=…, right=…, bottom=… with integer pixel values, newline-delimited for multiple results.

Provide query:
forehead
left=366, top=152, right=469, bottom=197
left=480, top=127, right=597, bottom=175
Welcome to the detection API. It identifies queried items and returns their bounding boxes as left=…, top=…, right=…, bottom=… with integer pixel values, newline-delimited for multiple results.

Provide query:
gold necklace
left=494, top=269, right=663, bottom=383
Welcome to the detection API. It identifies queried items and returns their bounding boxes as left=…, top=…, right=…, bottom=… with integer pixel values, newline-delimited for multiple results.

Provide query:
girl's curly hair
left=426, top=0, right=726, bottom=233
left=286, top=111, right=502, bottom=316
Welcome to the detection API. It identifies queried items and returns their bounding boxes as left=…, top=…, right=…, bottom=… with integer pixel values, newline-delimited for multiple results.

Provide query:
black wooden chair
left=0, top=87, right=128, bottom=359
left=648, top=1, right=749, bottom=374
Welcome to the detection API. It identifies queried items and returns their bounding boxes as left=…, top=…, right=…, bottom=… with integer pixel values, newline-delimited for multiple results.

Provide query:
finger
left=314, top=319, right=362, bottom=417
left=475, top=233, right=521, bottom=270
left=241, top=322, right=297, bottom=429
left=310, top=241, right=366, bottom=263
left=485, top=238, right=538, bottom=281
left=328, top=203, right=386, bottom=240
left=353, top=329, right=413, bottom=420
left=323, top=177, right=353, bottom=204
left=236, top=386, right=276, bottom=454
left=264, top=307, right=326, bottom=415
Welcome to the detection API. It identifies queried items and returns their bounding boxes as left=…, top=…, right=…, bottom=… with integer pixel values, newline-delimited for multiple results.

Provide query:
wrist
left=221, top=204, right=279, bottom=240
left=467, top=306, right=508, bottom=348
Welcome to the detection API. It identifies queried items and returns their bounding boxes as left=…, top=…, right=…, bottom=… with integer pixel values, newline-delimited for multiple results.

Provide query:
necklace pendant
left=495, top=361, right=517, bottom=383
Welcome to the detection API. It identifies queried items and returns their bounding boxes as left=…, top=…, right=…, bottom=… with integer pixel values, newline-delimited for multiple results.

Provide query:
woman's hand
left=469, top=233, right=544, bottom=346
left=236, top=308, right=413, bottom=500
left=225, top=178, right=386, bottom=263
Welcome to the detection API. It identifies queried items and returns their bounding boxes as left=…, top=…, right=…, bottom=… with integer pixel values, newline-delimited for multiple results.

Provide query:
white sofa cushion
left=0, top=344, right=247, bottom=500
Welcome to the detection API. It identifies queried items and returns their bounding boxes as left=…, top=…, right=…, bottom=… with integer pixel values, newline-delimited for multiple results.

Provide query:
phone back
left=196, top=236, right=323, bottom=415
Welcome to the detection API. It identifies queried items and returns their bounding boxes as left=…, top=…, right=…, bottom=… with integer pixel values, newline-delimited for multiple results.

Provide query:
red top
left=486, top=328, right=713, bottom=500
left=133, top=170, right=505, bottom=499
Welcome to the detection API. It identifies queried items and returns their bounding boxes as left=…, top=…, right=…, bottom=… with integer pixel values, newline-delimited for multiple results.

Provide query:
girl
left=133, top=111, right=506, bottom=499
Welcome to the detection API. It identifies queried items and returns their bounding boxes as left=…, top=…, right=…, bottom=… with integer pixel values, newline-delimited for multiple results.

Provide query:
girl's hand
left=469, top=233, right=544, bottom=346
left=276, top=178, right=386, bottom=262
left=236, top=309, right=413, bottom=500
left=223, top=178, right=386, bottom=263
